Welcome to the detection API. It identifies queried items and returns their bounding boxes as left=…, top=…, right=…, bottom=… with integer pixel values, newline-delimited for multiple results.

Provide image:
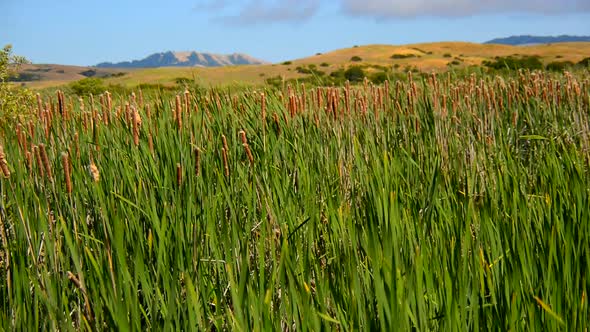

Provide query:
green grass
left=0, top=70, right=589, bottom=330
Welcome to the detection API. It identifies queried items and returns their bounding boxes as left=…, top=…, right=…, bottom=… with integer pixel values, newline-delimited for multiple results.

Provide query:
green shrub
left=0, top=44, right=33, bottom=120
left=282, top=61, right=292, bottom=65
left=578, top=57, right=590, bottom=68
left=370, top=71, right=388, bottom=84
left=350, top=56, right=362, bottom=62
left=546, top=61, right=574, bottom=72
left=69, top=78, right=107, bottom=96
left=320, top=62, right=329, bottom=67
left=443, top=53, right=452, bottom=58
left=344, top=66, right=365, bottom=82
left=483, top=56, right=543, bottom=70
left=391, top=54, right=417, bottom=59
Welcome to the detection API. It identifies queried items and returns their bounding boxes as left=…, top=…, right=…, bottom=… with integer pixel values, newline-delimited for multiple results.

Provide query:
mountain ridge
left=96, top=51, right=267, bottom=68
left=485, top=35, right=590, bottom=45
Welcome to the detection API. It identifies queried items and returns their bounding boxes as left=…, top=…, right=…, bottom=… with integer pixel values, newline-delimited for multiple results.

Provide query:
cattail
left=25, top=151, right=32, bottom=173
left=243, top=144, right=254, bottom=165
left=221, top=135, right=229, bottom=153
left=89, top=162, right=100, bottom=182
left=28, top=120, right=35, bottom=140
left=238, top=130, right=247, bottom=145
left=33, top=145, right=44, bottom=177
left=39, top=144, right=52, bottom=180
left=132, top=106, right=141, bottom=146
left=0, top=145, right=10, bottom=178
left=221, top=147, right=229, bottom=177
left=238, top=130, right=254, bottom=165
left=125, top=103, right=131, bottom=125
left=176, top=163, right=182, bottom=187
left=74, top=132, right=80, bottom=160
left=148, top=131, right=154, bottom=154
left=194, top=147, right=201, bottom=176
left=184, top=89, right=190, bottom=114
left=261, top=93, right=266, bottom=128
left=272, top=112, right=281, bottom=135
left=62, top=152, right=72, bottom=194
left=36, top=93, right=43, bottom=118
left=175, top=95, right=182, bottom=130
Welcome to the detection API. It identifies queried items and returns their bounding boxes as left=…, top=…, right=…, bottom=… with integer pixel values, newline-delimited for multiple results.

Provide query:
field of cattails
left=0, top=70, right=589, bottom=330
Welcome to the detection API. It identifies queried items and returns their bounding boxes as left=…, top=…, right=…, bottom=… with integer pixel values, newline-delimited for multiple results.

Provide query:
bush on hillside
left=0, top=44, right=33, bottom=120
left=344, top=66, right=365, bottom=82
left=546, top=61, right=574, bottom=72
left=482, top=56, right=543, bottom=71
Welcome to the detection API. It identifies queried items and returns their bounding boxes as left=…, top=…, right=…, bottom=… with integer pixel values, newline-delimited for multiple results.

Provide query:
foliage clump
left=0, top=45, right=33, bottom=120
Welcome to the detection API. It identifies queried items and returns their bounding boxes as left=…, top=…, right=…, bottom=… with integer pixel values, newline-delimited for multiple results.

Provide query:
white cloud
left=194, top=0, right=590, bottom=25
left=195, top=0, right=320, bottom=25
left=340, top=0, right=590, bottom=18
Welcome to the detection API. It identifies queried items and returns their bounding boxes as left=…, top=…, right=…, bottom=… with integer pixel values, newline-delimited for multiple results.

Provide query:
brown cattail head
left=176, top=163, right=182, bottom=187
left=132, top=106, right=141, bottom=146
left=62, top=152, right=72, bottom=194
left=260, top=93, right=267, bottom=130
left=238, top=130, right=247, bottom=145
left=0, top=145, right=10, bottom=178
left=221, top=147, right=229, bottom=177
left=175, top=95, right=182, bottom=130
left=221, top=134, right=229, bottom=152
left=148, top=131, right=154, bottom=154
left=184, top=89, right=190, bottom=114
left=89, top=162, right=100, bottom=182
left=243, top=143, right=254, bottom=165
left=39, top=143, right=52, bottom=180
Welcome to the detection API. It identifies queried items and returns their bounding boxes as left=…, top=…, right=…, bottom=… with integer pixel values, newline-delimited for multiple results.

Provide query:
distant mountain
left=485, top=35, right=590, bottom=46
left=96, top=51, right=267, bottom=68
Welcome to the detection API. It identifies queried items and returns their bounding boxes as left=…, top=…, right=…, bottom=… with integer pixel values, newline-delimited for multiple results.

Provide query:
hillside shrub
left=578, top=57, right=590, bottom=68
left=0, top=44, right=33, bottom=120
left=546, top=61, right=574, bottom=72
left=350, top=56, right=363, bottom=62
left=344, top=66, right=365, bottom=82
left=483, top=56, right=543, bottom=70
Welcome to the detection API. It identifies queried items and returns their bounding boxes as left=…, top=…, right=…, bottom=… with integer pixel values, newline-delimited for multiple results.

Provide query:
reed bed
left=0, top=70, right=589, bottom=330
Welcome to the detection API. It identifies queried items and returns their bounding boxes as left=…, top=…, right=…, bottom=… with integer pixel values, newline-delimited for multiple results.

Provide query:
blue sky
left=2, top=0, right=589, bottom=66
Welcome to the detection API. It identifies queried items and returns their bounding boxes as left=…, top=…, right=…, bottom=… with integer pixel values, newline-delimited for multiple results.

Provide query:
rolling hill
left=96, top=51, right=267, bottom=68
left=15, top=41, right=590, bottom=89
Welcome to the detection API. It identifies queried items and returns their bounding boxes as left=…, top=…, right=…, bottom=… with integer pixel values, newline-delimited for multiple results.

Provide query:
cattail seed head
left=89, top=162, right=100, bottom=182
left=0, top=145, right=10, bottom=178
left=221, top=135, right=229, bottom=152
left=175, top=95, right=182, bottom=130
left=221, top=147, right=229, bottom=177
left=238, top=130, right=247, bottom=145
left=62, top=152, right=72, bottom=194
left=243, top=144, right=254, bottom=165
left=39, top=144, right=52, bottom=180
